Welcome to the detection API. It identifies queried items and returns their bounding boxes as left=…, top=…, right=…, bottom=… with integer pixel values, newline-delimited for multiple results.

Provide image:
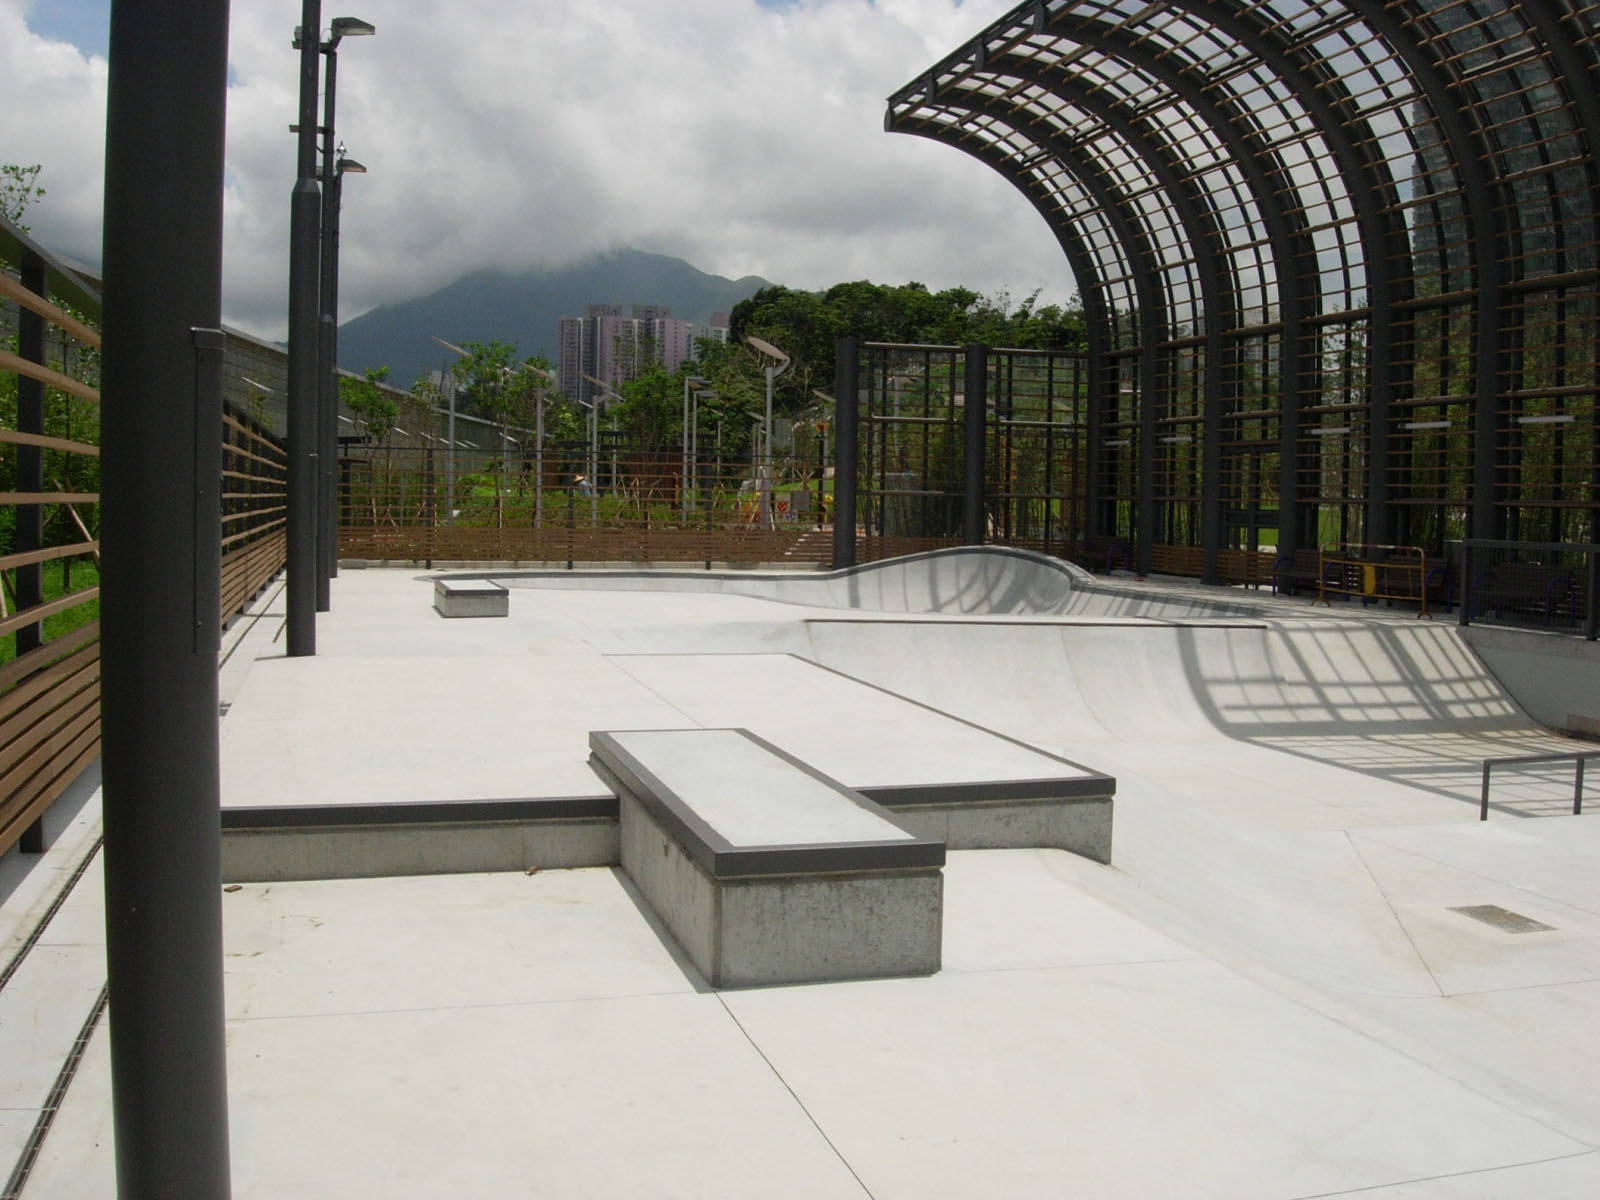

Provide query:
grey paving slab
left=221, top=869, right=696, bottom=1022
left=720, top=959, right=1584, bottom=1200
left=610, top=652, right=1094, bottom=790
left=220, top=655, right=687, bottom=807
left=0, top=943, right=105, bottom=1110
left=1317, top=1154, right=1600, bottom=1198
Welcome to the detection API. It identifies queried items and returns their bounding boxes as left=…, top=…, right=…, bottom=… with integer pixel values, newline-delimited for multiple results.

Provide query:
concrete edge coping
left=589, top=728, right=947, bottom=879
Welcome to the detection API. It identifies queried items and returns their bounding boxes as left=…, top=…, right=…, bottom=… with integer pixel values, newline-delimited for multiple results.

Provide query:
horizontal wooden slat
left=0, top=347, right=100, bottom=403
left=0, top=662, right=99, bottom=764
left=0, top=541, right=99, bottom=573
left=0, top=429, right=100, bottom=456
left=0, top=585, right=100, bottom=639
left=0, top=491, right=100, bottom=506
left=0, top=271, right=102, bottom=348
left=0, top=732, right=99, bottom=857
left=0, top=637, right=99, bottom=727
left=0, top=621, right=99, bottom=695
left=0, top=687, right=100, bottom=803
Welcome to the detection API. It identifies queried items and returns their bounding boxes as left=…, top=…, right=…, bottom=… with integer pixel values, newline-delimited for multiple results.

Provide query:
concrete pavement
left=4, top=548, right=1598, bottom=1197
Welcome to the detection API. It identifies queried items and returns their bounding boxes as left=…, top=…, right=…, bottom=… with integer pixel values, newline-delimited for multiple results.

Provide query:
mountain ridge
left=337, top=248, right=772, bottom=387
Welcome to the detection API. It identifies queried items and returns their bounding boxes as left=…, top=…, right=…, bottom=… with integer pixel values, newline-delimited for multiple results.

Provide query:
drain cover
left=1448, top=905, right=1554, bottom=934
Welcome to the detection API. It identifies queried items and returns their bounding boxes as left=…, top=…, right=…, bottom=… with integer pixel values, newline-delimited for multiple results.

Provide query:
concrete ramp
left=800, top=618, right=1539, bottom=746
left=488, top=546, right=1097, bottom=614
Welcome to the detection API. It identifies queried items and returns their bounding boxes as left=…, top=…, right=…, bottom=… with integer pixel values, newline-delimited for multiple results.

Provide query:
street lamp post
left=286, top=0, right=324, bottom=656
left=317, top=133, right=366, bottom=610
left=681, top=375, right=709, bottom=519
left=431, top=335, right=470, bottom=525
left=745, top=336, right=790, bottom=529
left=581, top=373, right=624, bottom=525
left=523, top=362, right=555, bottom=527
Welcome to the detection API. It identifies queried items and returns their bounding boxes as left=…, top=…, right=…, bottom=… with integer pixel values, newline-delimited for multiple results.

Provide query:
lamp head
left=328, top=17, right=376, bottom=46
left=745, top=335, right=788, bottom=362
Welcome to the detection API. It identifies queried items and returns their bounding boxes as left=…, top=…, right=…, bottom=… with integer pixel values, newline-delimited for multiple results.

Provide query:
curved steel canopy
left=887, top=0, right=1600, bottom=570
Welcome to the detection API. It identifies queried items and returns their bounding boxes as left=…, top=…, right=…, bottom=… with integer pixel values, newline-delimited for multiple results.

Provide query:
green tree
left=341, top=366, right=398, bottom=443
left=1, top=164, right=45, bottom=232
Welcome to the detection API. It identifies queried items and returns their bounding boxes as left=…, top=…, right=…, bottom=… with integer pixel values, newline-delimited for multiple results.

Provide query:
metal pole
left=963, top=344, right=988, bottom=545
left=101, top=0, right=233, bottom=1193
left=446, top=376, right=456, bottom=524
left=1587, top=545, right=1598, bottom=641
left=762, top=366, right=775, bottom=529
left=286, top=0, right=322, bottom=656
left=315, top=46, right=339, bottom=611
left=682, top=377, right=691, bottom=520
left=1575, top=756, right=1585, bottom=817
left=833, top=338, right=859, bottom=568
left=534, top=391, right=543, bottom=528
left=1480, top=761, right=1491, bottom=821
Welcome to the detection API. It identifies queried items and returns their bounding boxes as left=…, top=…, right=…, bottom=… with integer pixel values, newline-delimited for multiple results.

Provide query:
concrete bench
left=590, top=727, right=945, bottom=989
left=433, top=578, right=509, bottom=618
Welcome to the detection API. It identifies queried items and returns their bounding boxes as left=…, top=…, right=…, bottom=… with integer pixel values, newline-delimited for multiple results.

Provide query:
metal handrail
left=1479, top=751, right=1597, bottom=820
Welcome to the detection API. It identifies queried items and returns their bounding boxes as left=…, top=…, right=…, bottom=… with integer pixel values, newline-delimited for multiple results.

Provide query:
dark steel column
left=316, top=46, right=339, bottom=609
left=100, top=0, right=233, bottom=1194
left=286, top=0, right=322, bottom=655
left=963, top=344, right=987, bottom=545
left=1342, top=0, right=1516, bottom=544
left=832, top=338, right=859, bottom=569
left=316, top=310, right=335, bottom=610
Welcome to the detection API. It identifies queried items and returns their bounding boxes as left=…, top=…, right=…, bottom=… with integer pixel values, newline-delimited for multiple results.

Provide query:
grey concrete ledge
left=590, top=728, right=945, bottom=879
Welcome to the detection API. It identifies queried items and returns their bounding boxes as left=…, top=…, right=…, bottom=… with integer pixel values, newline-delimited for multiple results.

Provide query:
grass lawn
left=1, top=558, right=100, bottom=667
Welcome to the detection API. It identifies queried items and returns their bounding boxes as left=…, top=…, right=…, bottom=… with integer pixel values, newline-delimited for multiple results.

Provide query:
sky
left=3, top=0, right=1076, bottom=341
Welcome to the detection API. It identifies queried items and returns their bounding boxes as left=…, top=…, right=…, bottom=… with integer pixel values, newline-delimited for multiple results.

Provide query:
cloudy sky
left=4, top=0, right=1074, bottom=340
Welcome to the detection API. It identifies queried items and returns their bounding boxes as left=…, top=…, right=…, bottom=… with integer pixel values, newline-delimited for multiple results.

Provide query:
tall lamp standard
left=581, top=372, right=624, bottom=525
left=681, top=375, right=709, bottom=518
left=308, top=16, right=373, bottom=614
left=522, top=362, right=555, bottom=527
left=317, top=146, right=365, bottom=608
left=285, top=0, right=324, bottom=656
left=431, top=335, right=470, bottom=525
left=690, top=387, right=715, bottom=512
left=745, top=336, right=790, bottom=529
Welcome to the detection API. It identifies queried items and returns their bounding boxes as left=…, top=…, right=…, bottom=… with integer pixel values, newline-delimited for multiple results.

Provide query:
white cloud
left=7, top=0, right=1076, bottom=339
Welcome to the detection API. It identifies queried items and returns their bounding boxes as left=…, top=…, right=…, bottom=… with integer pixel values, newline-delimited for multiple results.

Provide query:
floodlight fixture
left=328, top=16, right=376, bottom=46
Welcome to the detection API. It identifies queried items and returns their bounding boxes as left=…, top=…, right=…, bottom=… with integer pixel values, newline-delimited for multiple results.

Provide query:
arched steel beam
left=968, top=63, right=1237, bottom=577
left=884, top=112, right=1117, bottom=535
left=893, top=103, right=1171, bottom=563
left=1160, top=0, right=1414, bottom=545
left=1342, top=0, right=1520, bottom=541
left=1010, top=24, right=1325, bottom=554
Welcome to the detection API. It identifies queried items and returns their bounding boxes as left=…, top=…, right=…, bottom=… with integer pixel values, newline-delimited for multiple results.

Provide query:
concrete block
left=593, top=728, right=944, bottom=988
left=433, top=578, right=509, bottom=618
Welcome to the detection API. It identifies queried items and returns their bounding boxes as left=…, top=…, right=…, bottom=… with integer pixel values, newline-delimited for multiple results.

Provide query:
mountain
left=336, top=248, right=772, bottom=387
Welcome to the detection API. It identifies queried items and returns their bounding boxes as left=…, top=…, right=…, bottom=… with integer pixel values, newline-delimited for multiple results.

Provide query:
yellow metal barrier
left=1317, top=542, right=1430, bottom=618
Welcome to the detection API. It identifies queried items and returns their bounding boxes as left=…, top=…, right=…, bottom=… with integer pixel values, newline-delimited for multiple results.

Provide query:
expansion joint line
left=715, top=994, right=878, bottom=1199
left=1346, top=832, right=1445, bottom=998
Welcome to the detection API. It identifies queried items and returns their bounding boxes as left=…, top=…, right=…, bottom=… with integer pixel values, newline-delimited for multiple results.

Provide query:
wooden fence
left=2, top=221, right=288, bottom=858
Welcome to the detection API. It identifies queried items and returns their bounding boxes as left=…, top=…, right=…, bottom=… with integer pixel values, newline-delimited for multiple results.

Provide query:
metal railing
left=1480, top=751, right=1596, bottom=820
left=1459, top=539, right=1598, bottom=640
left=1318, top=543, right=1430, bottom=617
left=337, top=441, right=834, bottom=567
